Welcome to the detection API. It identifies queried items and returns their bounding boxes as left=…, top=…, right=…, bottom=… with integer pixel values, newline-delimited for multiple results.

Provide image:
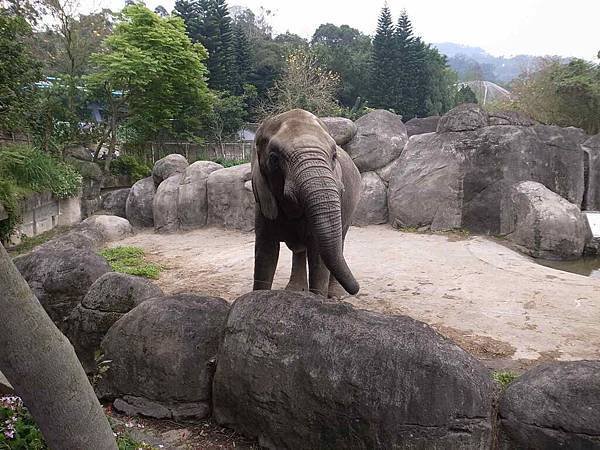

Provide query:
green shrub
left=211, top=157, right=248, bottom=168
left=99, top=246, right=162, bottom=279
left=0, top=144, right=83, bottom=242
left=110, top=155, right=151, bottom=182
left=492, top=370, right=518, bottom=388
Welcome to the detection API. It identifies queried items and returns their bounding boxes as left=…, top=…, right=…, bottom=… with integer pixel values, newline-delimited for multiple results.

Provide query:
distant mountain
left=433, top=42, right=570, bottom=85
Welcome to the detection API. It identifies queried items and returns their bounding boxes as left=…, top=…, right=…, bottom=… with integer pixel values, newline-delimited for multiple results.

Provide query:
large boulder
left=388, top=124, right=585, bottom=234
left=77, top=215, right=133, bottom=242
left=178, top=161, right=223, bottom=230
left=152, top=154, right=189, bottom=187
left=65, top=272, right=163, bottom=373
left=437, top=103, right=488, bottom=132
left=405, top=115, right=440, bottom=136
left=352, top=171, right=388, bottom=226
left=583, top=133, right=600, bottom=211
left=207, top=163, right=255, bottom=231
left=126, top=177, right=156, bottom=228
left=500, top=181, right=589, bottom=259
left=14, top=241, right=111, bottom=329
left=487, top=110, right=537, bottom=127
left=345, top=109, right=408, bottom=172
left=153, top=174, right=183, bottom=233
left=101, top=188, right=130, bottom=218
left=98, top=293, right=230, bottom=420
left=320, top=116, right=357, bottom=146
left=499, top=361, right=600, bottom=449
left=213, top=290, right=494, bottom=449
left=66, top=157, right=104, bottom=218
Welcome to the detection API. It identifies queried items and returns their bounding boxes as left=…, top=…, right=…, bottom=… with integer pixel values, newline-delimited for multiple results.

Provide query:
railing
left=126, top=141, right=253, bottom=165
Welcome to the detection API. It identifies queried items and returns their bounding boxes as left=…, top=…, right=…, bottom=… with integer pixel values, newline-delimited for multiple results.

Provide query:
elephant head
left=252, top=109, right=359, bottom=295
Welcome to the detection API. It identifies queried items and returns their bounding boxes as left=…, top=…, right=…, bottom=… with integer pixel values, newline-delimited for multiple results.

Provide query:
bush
left=110, top=155, right=151, bottom=182
left=211, top=157, right=248, bottom=168
left=99, top=246, right=162, bottom=279
left=0, top=145, right=83, bottom=242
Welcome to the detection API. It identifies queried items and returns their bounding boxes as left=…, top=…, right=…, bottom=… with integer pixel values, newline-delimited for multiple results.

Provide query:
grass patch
left=492, top=370, right=518, bottom=388
left=99, top=246, right=162, bottom=279
left=7, top=226, right=70, bottom=256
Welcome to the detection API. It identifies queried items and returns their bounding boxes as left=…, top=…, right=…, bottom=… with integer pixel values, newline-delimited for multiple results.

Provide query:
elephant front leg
left=253, top=218, right=280, bottom=290
left=286, top=249, right=308, bottom=292
left=307, top=244, right=330, bottom=297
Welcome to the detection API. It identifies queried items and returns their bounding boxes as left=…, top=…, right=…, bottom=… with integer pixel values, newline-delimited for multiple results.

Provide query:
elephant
left=251, top=109, right=362, bottom=297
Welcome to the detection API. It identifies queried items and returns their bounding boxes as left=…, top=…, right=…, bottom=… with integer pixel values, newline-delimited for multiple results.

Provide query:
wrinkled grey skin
left=252, top=109, right=361, bottom=297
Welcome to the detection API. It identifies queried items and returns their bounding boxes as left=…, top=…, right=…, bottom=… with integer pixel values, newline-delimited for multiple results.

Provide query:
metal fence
left=126, top=141, right=253, bottom=165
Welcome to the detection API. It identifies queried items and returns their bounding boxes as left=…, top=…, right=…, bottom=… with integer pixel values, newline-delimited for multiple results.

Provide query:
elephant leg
left=286, top=250, right=308, bottom=292
left=327, top=276, right=347, bottom=299
left=307, top=244, right=330, bottom=297
left=253, top=215, right=280, bottom=290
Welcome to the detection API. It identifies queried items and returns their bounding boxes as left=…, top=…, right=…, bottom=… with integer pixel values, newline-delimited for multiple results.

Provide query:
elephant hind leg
left=286, top=249, right=308, bottom=292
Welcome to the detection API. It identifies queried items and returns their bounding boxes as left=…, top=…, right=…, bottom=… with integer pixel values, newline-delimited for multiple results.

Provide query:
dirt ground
left=112, top=225, right=600, bottom=371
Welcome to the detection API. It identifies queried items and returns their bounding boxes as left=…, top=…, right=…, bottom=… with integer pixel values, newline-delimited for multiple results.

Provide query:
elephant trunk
left=291, top=153, right=359, bottom=295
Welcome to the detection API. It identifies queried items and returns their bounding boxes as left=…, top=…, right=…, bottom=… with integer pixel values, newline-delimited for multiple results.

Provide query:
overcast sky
left=88, top=0, right=599, bottom=60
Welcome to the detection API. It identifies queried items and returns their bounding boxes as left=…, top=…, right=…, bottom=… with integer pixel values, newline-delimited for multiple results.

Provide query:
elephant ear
left=251, top=146, right=278, bottom=220
left=333, top=145, right=346, bottom=195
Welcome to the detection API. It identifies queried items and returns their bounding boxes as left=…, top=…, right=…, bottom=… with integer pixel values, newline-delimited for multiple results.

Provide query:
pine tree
left=233, top=24, right=253, bottom=94
left=369, top=5, right=397, bottom=110
left=173, top=0, right=202, bottom=41
left=455, top=84, right=478, bottom=105
left=395, top=10, right=424, bottom=118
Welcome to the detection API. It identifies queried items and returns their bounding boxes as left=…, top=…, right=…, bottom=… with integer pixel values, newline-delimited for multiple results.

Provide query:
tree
left=232, top=23, right=252, bottom=95
left=208, top=90, right=246, bottom=155
left=0, top=10, right=42, bottom=133
left=369, top=5, right=396, bottom=110
left=87, top=4, right=213, bottom=167
left=262, top=48, right=340, bottom=117
left=312, top=23, right=372, bottom=108
left=455, top=84, right=478, bottom=105
left=0, top=244, right=117, bottom=449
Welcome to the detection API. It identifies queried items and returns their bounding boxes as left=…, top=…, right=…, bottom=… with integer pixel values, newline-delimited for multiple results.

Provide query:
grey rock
left=583, top=133, right=600, bottom=211
left=101, top=188, right=130, bottom=218
left=213, top=290, right=494, bottom=450
left=499, top=361, right=600, bottom=449
left=98, top=293, right=230, bottom=420
left=345, top=109, right=408, bottom=172
left=178, top=161, right=223, bottom=230
left=207, top=163, right=255, bottom=231
left=113, top=396, right=210, bottom=421
left=488, top=110, right=537, bottom=126
left=0, top=371, right=13, bottom=395
left=153, top=174, right=183, bottom=233
left=388, top=125, right=584, bottom=234
left=405, top=115, right=440, bottom=136
left=320, top=116, right=357, bottom=146
left=66, top=158, right=104, bottom=217
left=500, top=181, right=589, bottom=260
left=353, top=171, right=388, bottom=226
left=14, top=243, right=110, bottom=329
left=126, top=177, right=156, bottom=228
left=78, top=215, right=134, bottom=242
left=65, top=272, right=163, bottom=372
left=376, top=154, right=404, bottom=184
left=437, top=103, right=488, bottom=132
left=152, top=154, right=188, bottom=187
left=65, top=145, right=93, bottom=161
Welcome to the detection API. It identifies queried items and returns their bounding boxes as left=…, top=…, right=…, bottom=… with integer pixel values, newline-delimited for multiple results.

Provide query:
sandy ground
left=112, top=225, right=600, bottom=370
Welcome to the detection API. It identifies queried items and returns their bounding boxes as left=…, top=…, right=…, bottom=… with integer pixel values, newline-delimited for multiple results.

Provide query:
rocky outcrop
left=178, top=161, right=223, bottom=230
left=320, top=116, right=357, bottom=146
left=487, top=110, right=537, bottom=126
left=436, top=103, right=488, bottom=132
left=152, top=154, right=188, bottom=187
left=65, top=150, right=104, bottom=218
left=101, top=188, right=130, bottom=218
left=405, top=116, right=440, bottom=136
left=13, top=239, right=111, bottom=329
left=213, top=290, right=494, bottom=449
left=153, top=174, right=183, bottom=233
left=500, top=181, right=589, bottom=259
left=65, top=273, right=163, bottom=372
left=77, top=215, right=133, bottom=242
left=207, top=163, right=255, bottom=231
left=345, top=109, right=408, bottom=172
left=583, top=133, right=600, bottom=211
left=353, top=171, right=388, bottom=226
left=126, top=177, right=156, bottom=228
left=499, top=361, right=600, bottom=449
left=98, top=293, right=230, bottom=420
left=388, top=109, right=585, bottom=235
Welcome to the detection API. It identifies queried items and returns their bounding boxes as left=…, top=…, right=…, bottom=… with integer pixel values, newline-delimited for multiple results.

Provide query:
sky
left=88, top=0, right=599, bottom=60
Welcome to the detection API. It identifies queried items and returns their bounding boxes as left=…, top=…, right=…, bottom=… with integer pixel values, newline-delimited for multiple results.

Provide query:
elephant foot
left=285, top=281, right=308, bottom=292
left=327, top=277, right=347, bottom=299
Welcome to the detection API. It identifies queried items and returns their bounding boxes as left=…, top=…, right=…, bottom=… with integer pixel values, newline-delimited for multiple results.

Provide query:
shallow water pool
left=535, top=257, right=600, bottom=279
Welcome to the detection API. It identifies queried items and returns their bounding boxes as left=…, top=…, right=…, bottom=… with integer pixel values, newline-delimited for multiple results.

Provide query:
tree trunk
left=104, top=110, right=117, bottom=173
left=0, top=244, right=117, bottom=450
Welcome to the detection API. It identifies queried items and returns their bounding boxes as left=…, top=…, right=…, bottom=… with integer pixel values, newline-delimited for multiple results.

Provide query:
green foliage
left=0, top=396, right=46, bottom=449
left=455, top=85, right=478, bottom=105
left=492, top=370, right=518, bottom=388
left=7, top=226, right=69, bottom=256
left=100, top=246, right=162, bottom=279
left=211, top=157, right=247, bottom=167
left=370, top=6, right=396, bottom=111
left=0, top=144, right=82, bottom=242
left=110, top=155, right=151, bottom=182
left=88, top=4, right=213, bottom=145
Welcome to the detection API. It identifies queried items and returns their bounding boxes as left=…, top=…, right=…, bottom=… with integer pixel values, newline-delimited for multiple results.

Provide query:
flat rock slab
left=112, top=225, right=600, bottom=365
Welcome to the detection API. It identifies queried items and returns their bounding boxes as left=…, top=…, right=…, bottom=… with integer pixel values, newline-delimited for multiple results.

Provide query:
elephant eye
left=268, top=152, right=280, bottom=171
